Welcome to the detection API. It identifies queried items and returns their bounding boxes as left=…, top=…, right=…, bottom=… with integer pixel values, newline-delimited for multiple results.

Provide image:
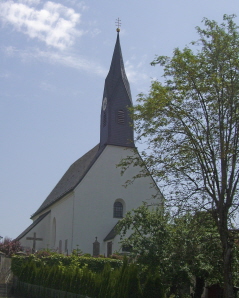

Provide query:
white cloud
left=125, top=60, right=148, bottom=83
left=90, top=28, right=101, bottom=37
left=2, top=46, right=107, bottom=77
left=0, top=1, right=82, bottom=50
left=3, top=46, right=17, bottom=56
left=20, top=0, right=41, bottom=5
left=36, top=49, right=107, bottom=76
left=64, top=0, right=89, bottom=11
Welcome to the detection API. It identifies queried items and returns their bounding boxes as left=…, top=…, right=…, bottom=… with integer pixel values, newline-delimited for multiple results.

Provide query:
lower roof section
left=16, top=210, right=51, bottom=241
left=31, top=144, right=102, bottom=219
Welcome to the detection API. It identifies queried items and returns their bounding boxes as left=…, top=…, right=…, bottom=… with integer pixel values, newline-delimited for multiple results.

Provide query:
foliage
left=119, top=14, right=239, bottom=297
left=232, top=239, right=239, bottom=286
left=34, top=248, right=55, bottom=258
left=117, top=204, right=224, bottom=297
left=12, top=254, right=164, bottom=298
left=0, top=237, right=22, bottom=257
left=11, top=253, right=123, bottom=276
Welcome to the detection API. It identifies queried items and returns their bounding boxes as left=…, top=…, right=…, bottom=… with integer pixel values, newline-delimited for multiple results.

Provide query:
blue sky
left=0, top=0, right=238, bottom=239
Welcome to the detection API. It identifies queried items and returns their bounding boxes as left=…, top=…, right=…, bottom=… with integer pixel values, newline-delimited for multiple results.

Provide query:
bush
left=12, top=253, right=123, bottom=276
left=0, top=237, right=22, bottom=257
left=12, top=253, right=167, bottom=297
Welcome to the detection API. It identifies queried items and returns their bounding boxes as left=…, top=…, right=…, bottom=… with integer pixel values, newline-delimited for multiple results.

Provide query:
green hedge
left=12, top=254, right=123, bottom=276
left=12, top=254, right=166, bottom=298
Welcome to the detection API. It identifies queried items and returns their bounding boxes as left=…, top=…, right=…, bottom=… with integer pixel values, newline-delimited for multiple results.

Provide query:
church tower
left=100, top=29, right=134, bottom=148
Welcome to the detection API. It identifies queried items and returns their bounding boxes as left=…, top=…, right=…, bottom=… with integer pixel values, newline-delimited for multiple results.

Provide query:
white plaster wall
left=19, top=212, right=51, bottom=252
left=47, top=192, right=74, bottom=252
left=72, top=145, right=161, bottom=255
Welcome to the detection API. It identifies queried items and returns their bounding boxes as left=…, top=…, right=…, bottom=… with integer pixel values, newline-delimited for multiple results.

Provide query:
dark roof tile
left=31, top=144, right=102, bottom=218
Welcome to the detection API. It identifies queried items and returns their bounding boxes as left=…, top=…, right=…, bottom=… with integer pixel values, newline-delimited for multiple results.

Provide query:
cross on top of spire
left=115, top=18, right=121, bottom=32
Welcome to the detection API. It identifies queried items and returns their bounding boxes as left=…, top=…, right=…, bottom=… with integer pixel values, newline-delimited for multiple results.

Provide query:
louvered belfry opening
left=117, top=110, right=125, bottom=125
left=103, top=112, right=107, bottom=127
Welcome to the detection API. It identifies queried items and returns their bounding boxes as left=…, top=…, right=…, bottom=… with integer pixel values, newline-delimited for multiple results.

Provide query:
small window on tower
left=117, top=110, right=125, bottom=124
left=114, top=201, right=123, bottom=218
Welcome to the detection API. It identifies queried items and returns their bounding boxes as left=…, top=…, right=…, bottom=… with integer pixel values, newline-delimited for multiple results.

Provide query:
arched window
left=52, top=217, right=56, bottom=247
left=113, top=201, right=123, bottom=218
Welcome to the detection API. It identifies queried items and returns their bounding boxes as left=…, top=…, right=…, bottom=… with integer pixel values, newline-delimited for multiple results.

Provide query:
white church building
left=17, top=29, right=162, bottom=257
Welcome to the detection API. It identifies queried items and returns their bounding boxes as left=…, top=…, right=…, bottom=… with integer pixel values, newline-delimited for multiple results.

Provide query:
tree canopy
left=120, top=14, right=239, bottom=298
left=117, top=204, right=223, bottom=297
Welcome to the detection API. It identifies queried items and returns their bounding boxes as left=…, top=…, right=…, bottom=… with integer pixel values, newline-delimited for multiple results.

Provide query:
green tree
left=120, top=15, right=239, bottom=298
left=117, top=204, right=174, bottom=294
left=117, top=205, right=222, bottom=297
left=172, top=212, right=223, bottom=298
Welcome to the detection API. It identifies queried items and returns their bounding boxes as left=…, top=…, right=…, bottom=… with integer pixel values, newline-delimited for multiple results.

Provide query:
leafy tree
left=120, top=14, right=239, bottom=298
left=172, top=212, right=223, bottom=298
left=117, top=204, right=222, bottom=297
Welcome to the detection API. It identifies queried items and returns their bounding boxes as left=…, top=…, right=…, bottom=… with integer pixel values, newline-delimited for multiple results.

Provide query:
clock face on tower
left=103, top=97, right=107, bottom=111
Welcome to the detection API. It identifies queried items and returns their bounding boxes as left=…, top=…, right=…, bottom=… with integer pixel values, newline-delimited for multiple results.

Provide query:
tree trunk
left=218, top=214, right=234, bottom=298
left=194, top=276, right=205, bottom=298
left=223, top=243, right=234, bottom=298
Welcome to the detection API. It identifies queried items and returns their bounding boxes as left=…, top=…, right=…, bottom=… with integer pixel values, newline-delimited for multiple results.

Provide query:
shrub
left=12, top=253, right=167, bottom=297
left=0, top=237, right=22, bottom=257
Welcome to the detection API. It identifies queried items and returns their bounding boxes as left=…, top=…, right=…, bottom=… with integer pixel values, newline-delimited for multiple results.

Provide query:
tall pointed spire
left=100, top=28, right=135, bottom=148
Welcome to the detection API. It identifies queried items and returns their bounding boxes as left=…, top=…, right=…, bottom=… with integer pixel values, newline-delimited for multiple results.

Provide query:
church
left=16, top=28, right=162, bottom=257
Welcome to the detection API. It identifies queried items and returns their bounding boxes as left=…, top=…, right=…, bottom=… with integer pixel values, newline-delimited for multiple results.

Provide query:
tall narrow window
left=117, top=110, right=125, bottom=124
left=52, top=218, right=56, bottom=247
left=114, top=201, right=123, bottom=218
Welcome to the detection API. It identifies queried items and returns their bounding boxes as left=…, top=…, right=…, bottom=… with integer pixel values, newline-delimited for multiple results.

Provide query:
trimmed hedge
left=12, top=254, right=166, bottom=298
left=12, top=254, right=123, bottom=276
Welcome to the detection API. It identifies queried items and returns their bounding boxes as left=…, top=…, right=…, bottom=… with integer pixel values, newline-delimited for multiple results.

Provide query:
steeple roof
left=105, top=32, right=132, bottom=103
left=100, top=31, right=135, bottom=148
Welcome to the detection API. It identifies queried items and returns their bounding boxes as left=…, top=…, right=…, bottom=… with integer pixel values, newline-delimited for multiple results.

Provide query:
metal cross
left=115, top=18, right=121, bottom=31
left=26, top=232, right=43, bottom=253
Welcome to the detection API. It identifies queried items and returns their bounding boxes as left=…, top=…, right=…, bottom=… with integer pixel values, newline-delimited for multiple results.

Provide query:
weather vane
left=115, top=18, right=121, bottom=32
